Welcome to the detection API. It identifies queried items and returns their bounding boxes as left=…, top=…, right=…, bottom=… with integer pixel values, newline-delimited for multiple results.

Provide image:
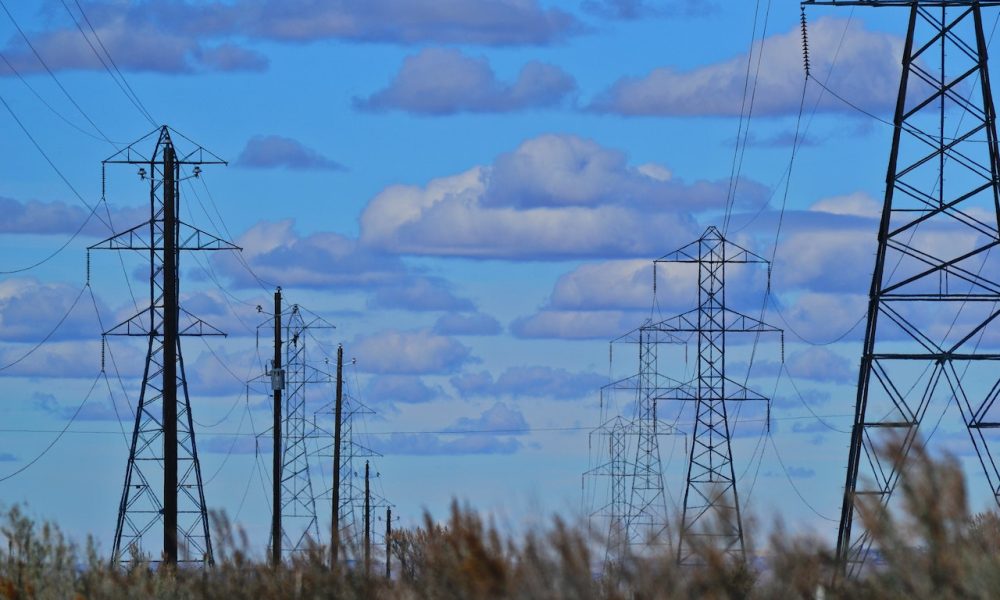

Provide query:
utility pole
left=161, top=141, right=178, bottom=563
left=804, top=0, right=1000, bottom=578
left=331, top=344, right=344, bottom=568
left=385, top=507, right=392, bottom=579
left=271, top=287, right=282, bottom=567
left=95, top=126, right=236, bottom=566
left=364, top=460, right=371, bottom=576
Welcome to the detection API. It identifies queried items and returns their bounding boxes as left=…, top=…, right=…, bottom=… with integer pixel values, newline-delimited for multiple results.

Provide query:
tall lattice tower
left=313, top=377, right=381, bottom=552
left=804, top=0, right=1000, bottom=577
left=622, top=325, right=691, bottom=549
left=91, top=126, right=237, bottom=565
left=278, top=305, right=321, bottom=557
left=649, top=227, right=780, bottom=565
left=584, top=294, right=686, bottom=565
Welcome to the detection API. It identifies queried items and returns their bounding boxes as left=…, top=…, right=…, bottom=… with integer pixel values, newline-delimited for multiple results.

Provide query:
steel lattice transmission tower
left=805, top=0, right=1000, bottom=577
left=649, top=227, right=780, bottom=565
left=91, top=126, right=237, bottom=565
left=278, top=304, right=323, bottom=558
left=621, top=326, right=690, bottom=549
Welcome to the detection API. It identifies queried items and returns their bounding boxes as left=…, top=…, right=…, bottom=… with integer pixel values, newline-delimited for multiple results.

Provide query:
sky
left=0, top=0, right=997, bottom=559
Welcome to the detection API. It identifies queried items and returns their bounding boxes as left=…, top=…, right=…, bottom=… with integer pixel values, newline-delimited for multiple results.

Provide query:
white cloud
left=356, top=48, right=575, bottom=114
left=589, top=17, right=902, bottom=116
left=351, top=329, right=474, bottom=374
left=359, top=134, right=764, bottom=259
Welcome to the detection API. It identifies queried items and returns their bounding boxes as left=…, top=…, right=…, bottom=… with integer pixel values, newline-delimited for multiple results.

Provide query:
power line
left=0, top=371, right=101, bottom=483
left=0, top=413, right=858, bottom=438
left=0, top=282, right=89, bottom=372
left=0, top=0, right=116, bottom=145
left=59, top=0, right=157, bottom=126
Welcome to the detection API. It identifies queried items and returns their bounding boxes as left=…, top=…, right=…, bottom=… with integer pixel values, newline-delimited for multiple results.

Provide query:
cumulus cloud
left=0, top=279, right=102, bottom=342
left=213, top=220, right=404, bottom=289
left=356, top=48, right=575, bottom=114
left=373, top=432, right=520, bottom=455
left=451, top=366, right=606, bottom=400
left=235, top=135, right=344, bottom=171
left=433, top=312, right=503, bottom=336
left=0, top=340, right=106, bottom=378
left=360, top=134, right=765, bottom=259
left=510, top=309, right=639, bottom=340
left=33, top=391, right=128, bottom=421
left=372, top=402, right=528, bottom=455
left=775, top=292, right=868, bottom=344
left=582, top=0, right=717, bottom=19
left=367, top=277, right=475, bottom=312
left=233, top=0, right=579, bottom=45
left=589, top=17, right=902, bottom=116
left=0, top=196, right=142, bottom=237
left=0, top=8, right=267, bottom=75
left=366, top=375, right=444, bottom=405
left=201, top=435, right=269, bottom=454
left=785, top=347, right=855, bottom=384
left=351, top=329, right=473, bottom=374
left=9, top=0, right=578, bottom=78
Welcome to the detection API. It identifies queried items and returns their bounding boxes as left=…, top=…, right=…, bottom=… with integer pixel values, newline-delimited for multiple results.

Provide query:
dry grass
left=2, top=445, right=999, bottom=599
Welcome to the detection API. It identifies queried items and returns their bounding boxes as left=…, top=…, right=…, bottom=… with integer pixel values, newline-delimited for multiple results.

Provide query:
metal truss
left=806, top=1, right=1000, bottom=578
left=278, top=305, right=322, bottom=557
left=312, top=387, right=386, bottom=554
left=650, top=226, right=781, bottom=566
left=92, top=126, right=237, bottom=566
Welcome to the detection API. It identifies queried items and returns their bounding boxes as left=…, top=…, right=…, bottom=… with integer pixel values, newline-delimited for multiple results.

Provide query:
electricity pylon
left=278, top=304, right=323, bottom=558
left=91, top=126, right=237, bottom=565
left=805, top=0, right=1000, bottom=578
left=648, top=226, right=780, bottom=565
left=261, top=294, right=336, bottom=562
left=313, top=375, right=383, bottom=554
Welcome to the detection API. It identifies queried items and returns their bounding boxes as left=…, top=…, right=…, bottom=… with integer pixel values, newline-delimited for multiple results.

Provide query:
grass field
left=2, top=444, right=998, bottom=599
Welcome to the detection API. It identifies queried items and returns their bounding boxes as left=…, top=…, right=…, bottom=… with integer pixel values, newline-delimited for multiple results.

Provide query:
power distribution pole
left=385, top=507, right=392, bottom=579
left=649, top=227, right=781, bottom=565
left=364, top=460, right=371, bottom=575
left=271, top=288, right=282, bottom=567
left=331, top=344, right=344, bottom=568
left=94, top=126, right=237, bottom=566
left=804, top=0, right=1000, bottom=578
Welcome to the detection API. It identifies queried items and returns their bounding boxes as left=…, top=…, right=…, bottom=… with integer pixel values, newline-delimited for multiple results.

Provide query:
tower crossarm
left=656, top=225, right=770, bottom=265
left=103, top=126, right=227, bottom=166
left=89, top=220, right=241, bottom=252
left=648, top=307, right=783, bottom=336
left=102, top=307, right=227, bottom=337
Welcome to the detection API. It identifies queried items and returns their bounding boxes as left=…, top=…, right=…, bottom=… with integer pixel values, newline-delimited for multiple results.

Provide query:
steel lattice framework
left=279, top=305, right=322, bottom=557
left=622, top=326, right=690, bottom=549
left=649, top=227, right=780, bottom=565
left=91, top=126, right=236, bottom=565
left=804, top=0, right=1000, bottom=578
left=314, top=386, right=383, bottom=552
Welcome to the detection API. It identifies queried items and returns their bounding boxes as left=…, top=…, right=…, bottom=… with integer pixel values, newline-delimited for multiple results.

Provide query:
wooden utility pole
left=162, top=142, right=178, bottom=564
left=385, top=507, right=392, bottom=579
left=271, top=287, right=283, bottom=567
left=364, top=460, right=371, bottom=575
left=330, top=344, right=344, bottom=568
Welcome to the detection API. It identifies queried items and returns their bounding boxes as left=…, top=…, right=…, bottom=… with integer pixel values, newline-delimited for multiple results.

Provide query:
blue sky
left=1, top=0, right=997, bottom=557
